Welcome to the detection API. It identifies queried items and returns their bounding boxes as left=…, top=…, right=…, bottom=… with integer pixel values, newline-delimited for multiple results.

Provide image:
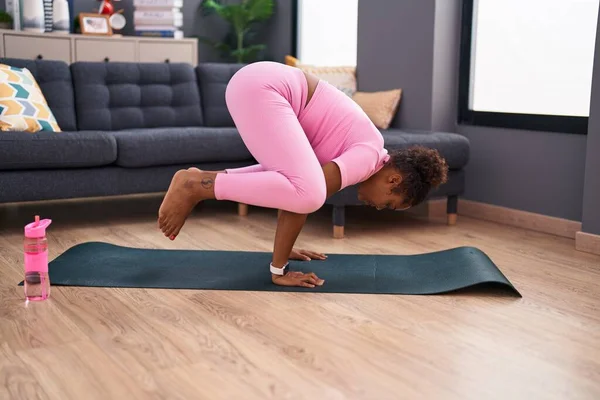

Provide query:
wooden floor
left=1, top=196, right=599, bottom=400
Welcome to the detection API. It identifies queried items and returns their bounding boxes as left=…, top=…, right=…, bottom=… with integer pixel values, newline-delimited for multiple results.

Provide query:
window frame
left=458, top=0, right=589, bottom=135
left=291, top=0, right=298, bottom=58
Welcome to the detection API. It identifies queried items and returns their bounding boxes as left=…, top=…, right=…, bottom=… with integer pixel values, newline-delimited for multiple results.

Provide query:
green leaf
left=200, top=0, right=222, bottom=15
left=196, top=35, right=217, bottom=46
left=245, top=43, right=267, bottom=52
left=0, top=11, right=13, bottom=23
left=201, top=0, right=235, bottom=23
left=214, top=42, right=232, bottom=53
left=228, top=4, right=251, bottom=35
left=231, top=43, right=267, bottom=63
left=196, top=35, right=232, bottom=52
left=246, top=0, right=274, bottom=22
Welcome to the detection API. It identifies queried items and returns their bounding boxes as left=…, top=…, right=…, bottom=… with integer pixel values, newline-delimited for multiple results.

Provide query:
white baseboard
left=576, top=231, right=600, bottom=255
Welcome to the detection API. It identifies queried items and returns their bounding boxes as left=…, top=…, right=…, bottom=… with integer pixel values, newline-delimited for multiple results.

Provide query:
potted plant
left=0, top=11, right=14, bottom=30
left=198, top=0, right=274, bottom=63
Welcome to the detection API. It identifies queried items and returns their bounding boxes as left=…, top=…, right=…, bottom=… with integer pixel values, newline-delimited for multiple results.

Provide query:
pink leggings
left=214, top=62, right=327, bottom=214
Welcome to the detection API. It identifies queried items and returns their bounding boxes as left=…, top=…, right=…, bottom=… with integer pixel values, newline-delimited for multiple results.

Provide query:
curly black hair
left=388, top=146, right=449, bottom=207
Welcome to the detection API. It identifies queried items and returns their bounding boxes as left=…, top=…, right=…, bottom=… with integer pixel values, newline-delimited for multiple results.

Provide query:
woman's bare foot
left=158, top=168, right=216, bottom=239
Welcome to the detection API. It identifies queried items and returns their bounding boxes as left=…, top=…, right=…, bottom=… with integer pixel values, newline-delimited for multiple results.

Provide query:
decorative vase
left=43, top=0, right=52, bottom=32
left=22, top=0, right=45, bottom=32
left=52, top=0, right=69, bottom=33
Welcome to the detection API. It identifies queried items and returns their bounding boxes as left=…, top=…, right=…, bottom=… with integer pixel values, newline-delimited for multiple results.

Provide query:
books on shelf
left=133, top=0, right=184, bottom=39
left=135, top=27, right=183, bottom=39
left=133, top=0, right=183, bottom=8
left=134, top=11, right=183, bottom=27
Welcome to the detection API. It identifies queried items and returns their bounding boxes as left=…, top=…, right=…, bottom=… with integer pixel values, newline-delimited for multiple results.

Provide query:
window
left=294, top=0, right=358, bottom=66
left=459, top=0, right=600, bottom=134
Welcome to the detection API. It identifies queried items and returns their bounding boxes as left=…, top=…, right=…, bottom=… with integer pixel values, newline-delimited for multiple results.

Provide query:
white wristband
left=270, top=262, right=289, bottom=275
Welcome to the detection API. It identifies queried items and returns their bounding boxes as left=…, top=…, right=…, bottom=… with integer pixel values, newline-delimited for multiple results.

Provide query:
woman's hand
left=272, top=271, right=325, bottom=288
left=289, top=248, right=327, bottom=261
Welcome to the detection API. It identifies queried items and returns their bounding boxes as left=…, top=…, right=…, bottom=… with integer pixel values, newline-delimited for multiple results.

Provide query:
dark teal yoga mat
left=27, top=242, right=520, bottom=296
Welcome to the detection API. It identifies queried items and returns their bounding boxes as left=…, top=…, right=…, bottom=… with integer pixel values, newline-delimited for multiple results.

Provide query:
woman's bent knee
left=291, top=185, right=326, bottom=214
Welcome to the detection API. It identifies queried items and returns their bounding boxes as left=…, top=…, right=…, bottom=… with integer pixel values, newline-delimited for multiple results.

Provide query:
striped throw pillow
left=285, top=55, right=357, bottom=97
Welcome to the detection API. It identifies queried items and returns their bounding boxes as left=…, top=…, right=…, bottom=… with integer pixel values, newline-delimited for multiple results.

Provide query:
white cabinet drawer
left=75, top=39, right=136, bottom=62
left=138, top=42, right=195, bottom=65
left=4, top=34, right=71, bottom=63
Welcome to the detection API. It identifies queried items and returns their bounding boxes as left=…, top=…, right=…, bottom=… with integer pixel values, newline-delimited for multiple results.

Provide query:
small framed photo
left=79, top=13, right=113, bottom=36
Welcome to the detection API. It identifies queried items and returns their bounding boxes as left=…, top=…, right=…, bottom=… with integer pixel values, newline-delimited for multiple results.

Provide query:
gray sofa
left=0, top=59, right=469, bottom=237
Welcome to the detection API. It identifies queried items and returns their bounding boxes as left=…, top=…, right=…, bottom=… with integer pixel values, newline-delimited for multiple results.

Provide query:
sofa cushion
left=0, top=131, right=117, bottom=170
left=71, top=62, right=203, bottom=131
left=0, top=58, right=77, bottom=131
left=196, top=63, right=244, bottom=127
left=381, top=129, right=470, bottom=170
left=108, top=127, right=253, bottom=168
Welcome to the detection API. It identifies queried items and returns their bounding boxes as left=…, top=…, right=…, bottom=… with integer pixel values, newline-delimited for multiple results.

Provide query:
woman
left=158, top=61, right=448, bottom=288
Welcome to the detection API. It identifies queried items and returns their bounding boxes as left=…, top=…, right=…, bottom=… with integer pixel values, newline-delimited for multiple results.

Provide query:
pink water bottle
left=24, top=215, right=52, bottom=301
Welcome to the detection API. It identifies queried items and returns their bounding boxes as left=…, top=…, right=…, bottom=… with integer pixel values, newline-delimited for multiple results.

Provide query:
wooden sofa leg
left=333, top=205, right=345, bottom=239
left=238, top=203, right=248, bottom=216
left=447, top=195, right=458, bottom=225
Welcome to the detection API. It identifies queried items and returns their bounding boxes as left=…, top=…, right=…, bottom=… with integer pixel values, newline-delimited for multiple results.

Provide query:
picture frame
left=79, top=13, right=112, bottom=36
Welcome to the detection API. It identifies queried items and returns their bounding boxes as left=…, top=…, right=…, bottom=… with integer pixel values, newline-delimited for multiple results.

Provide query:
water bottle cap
left=24, top=215, right=52, bottom=238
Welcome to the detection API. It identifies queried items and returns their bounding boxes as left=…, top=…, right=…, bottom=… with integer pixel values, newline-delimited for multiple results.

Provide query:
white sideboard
left=0, top=29, right=198, bottom=65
